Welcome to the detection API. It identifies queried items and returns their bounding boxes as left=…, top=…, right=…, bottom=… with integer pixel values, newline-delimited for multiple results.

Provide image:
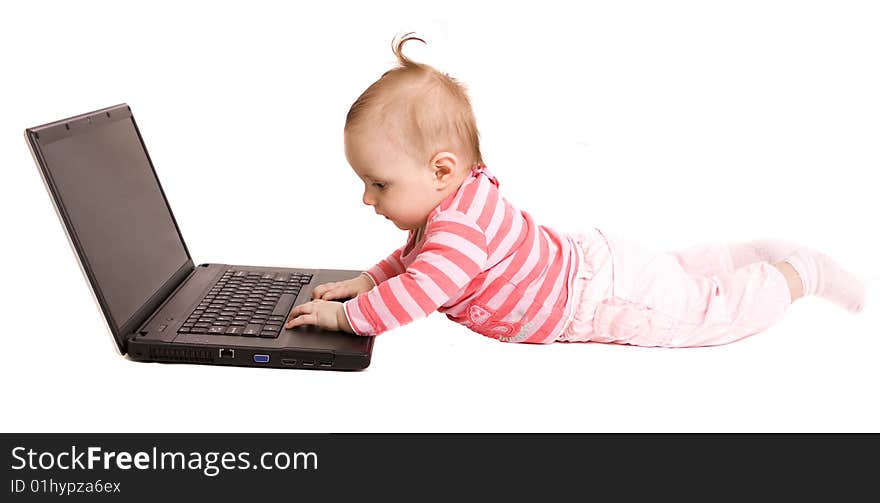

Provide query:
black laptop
left=25, top=103, right=374, bottom=371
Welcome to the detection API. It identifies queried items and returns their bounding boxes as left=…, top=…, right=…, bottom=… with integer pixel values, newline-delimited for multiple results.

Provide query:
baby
left=284, top=33, right=867, bottom=347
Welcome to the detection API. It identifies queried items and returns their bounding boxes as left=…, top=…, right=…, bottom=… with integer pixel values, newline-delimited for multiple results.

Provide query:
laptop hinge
left=121, top=260, right=197, bottom=347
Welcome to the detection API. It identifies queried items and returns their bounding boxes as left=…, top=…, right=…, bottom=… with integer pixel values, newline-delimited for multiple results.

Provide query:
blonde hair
left=345, top=32, right=484, bottom=167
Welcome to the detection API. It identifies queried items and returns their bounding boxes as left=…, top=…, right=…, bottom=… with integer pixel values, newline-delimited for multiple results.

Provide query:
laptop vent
left=148, top=347, right=214, bottom=363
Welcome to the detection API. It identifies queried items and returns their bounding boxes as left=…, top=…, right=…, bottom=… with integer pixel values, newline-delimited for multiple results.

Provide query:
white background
left=2, top=0, right=878, bottom=432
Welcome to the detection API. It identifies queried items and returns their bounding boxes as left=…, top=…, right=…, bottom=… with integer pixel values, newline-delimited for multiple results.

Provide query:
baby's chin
left=387, top=218, right=420, bottom=232
left=380, top=215, right=406, bottom=230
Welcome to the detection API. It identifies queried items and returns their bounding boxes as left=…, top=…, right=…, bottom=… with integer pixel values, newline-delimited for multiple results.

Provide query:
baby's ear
left=430, top=151, right=460, bottom=185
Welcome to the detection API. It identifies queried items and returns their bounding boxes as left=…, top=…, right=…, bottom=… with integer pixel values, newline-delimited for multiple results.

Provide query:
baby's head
left=344, top=33, right=483, bottom=231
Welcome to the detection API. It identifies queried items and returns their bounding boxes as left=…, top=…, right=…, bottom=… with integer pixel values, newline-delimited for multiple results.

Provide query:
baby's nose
left=362, top=192, right=375, bottom=206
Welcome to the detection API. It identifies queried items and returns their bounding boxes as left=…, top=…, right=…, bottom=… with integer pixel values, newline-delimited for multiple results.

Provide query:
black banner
left=2, top=433, right=875, bottom=500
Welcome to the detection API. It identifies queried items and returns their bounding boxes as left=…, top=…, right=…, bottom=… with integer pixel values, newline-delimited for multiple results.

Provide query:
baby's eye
left=372, top=182, right=386, bottom=190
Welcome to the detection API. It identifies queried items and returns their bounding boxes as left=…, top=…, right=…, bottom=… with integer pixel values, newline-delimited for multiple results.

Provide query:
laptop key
left=208, top=327, right=226, bottom=334
left=243, top=324, right=263, bottom=336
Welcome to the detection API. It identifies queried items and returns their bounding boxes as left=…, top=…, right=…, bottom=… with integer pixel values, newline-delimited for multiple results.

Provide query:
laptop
left=25, top=103, right=374, bottom=371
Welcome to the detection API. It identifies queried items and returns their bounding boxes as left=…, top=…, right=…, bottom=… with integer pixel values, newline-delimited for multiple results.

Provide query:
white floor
left=2, top=268, right=877, bottom=432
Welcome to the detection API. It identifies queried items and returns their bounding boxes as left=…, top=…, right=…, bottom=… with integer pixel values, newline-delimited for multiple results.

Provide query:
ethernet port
left=219, top=348, right=235, bottom=359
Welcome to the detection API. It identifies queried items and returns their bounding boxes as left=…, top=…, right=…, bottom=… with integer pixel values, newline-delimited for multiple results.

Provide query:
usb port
left=301, top=360, right=314, bottom=367
left=253, top=354, right=270, bottom=363
left=219, top=348, right=235, bottom=359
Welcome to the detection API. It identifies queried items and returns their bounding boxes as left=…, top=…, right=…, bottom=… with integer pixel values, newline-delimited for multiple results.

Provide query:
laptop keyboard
left=179, top=270, right=312, bottom=338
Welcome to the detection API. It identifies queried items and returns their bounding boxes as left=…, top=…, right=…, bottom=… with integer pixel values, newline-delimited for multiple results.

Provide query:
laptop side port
left=253, top=354, right=270, bottom=363
left=219, top=348, right=235, bottom=359
left=280, top=351, right=333, bottom=368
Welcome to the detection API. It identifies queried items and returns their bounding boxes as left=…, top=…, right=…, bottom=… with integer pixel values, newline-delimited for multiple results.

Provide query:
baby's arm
left=309, top=240, right=409, bottom=301
left=285, top=235, right=419, bottom=331
left=344, top=212, right=488, bottom=336
left=362, top=243, right=407, bottom=286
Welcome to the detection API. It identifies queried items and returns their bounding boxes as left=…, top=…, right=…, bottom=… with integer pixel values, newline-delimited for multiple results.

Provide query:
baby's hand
left=311, top=273, right=374, bottom=301
left=284, top=299, right=354, bottom=333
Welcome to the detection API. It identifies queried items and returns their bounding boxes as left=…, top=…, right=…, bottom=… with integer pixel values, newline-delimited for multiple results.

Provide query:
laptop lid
left=25, top=104, right=194, bottom=354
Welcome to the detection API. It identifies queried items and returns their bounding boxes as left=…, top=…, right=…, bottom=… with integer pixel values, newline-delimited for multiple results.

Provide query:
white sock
left=728, top=239, right=800, bottom=268
left=783, top=248, right=867, bottom=313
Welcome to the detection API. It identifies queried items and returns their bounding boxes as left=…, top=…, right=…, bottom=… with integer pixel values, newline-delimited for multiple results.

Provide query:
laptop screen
left=34, top=109, right=190, bottom=331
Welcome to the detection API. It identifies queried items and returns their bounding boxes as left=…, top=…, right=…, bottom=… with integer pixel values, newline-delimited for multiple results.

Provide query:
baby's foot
left=784, top=248, right=867, bottom=313
left=729, top=239, right=800, bottom=268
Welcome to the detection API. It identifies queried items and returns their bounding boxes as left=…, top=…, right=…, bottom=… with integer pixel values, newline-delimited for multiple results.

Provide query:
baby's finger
left=312, top=282, right=337, bottom=300
left=321, top=287, right=346, bottom=300
left=285, top=313, right=318, bottom=328
left=311, top=286, right=326, bottom=300
left=286, top=302, right=313, bottom=325
left=326, top=284, right=359, bottom=300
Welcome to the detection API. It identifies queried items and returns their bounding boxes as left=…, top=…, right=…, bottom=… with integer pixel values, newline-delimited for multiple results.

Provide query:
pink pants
left=558, top=228, right=792, bottom=347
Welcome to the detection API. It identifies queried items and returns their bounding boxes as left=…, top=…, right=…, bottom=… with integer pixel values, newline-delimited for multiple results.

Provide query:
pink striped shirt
left=343, top=165, right=581, bottom=343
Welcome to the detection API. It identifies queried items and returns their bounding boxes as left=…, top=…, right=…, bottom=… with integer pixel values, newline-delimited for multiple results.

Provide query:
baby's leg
left=591, top=233, right=794, bottom=347
left=678, top=239, right=865, bottom=312
left=673, top=239, right=799, bottom=276
left=728, top=239, right=800, bottom=268
left=671, top=243, right=735, bottom=276
left=782, top=248, right=867, bottom=313
left=771, top=261, right=804, bottom=301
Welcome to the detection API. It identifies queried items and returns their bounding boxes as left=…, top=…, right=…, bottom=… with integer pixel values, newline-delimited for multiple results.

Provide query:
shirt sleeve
left=363, top=241, right=409, bottom=285
left=344, top=211, right=488, bottom=336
